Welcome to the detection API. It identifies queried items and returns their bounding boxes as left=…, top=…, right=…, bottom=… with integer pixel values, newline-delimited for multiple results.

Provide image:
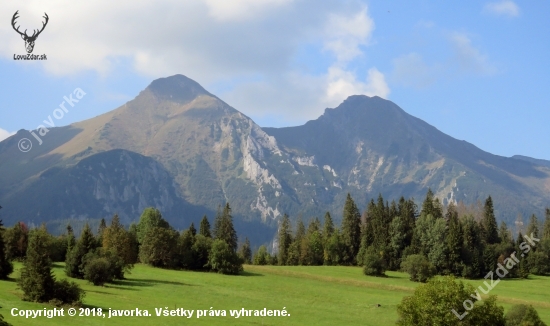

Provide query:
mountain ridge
left=1, top=75, right=549, bottom=239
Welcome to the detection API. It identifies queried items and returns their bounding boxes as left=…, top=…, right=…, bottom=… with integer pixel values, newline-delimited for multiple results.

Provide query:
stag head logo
left=11, top=11, right=49, bottom=54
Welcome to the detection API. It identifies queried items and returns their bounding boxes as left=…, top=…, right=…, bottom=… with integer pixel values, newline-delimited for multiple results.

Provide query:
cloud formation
left=484, top=1, right=519, bottom=17
left=1, top=1, right=388, bottom=125
left=0, top=128, right=14, bottom=142
left=449, top=32, right=497, bottom=75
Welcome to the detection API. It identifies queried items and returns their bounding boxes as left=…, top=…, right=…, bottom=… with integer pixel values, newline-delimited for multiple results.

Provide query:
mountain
left=264, top=95, right=550, bottom=223
left=512, top=155, right=550, bottom=169
left=1, top=75, right=549, bottom=241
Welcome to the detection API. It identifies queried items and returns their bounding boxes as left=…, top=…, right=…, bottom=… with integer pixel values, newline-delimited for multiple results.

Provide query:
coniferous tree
left=446, top=203, right=463, bottom=276
left=0, top=220, right=13, bottom=279
left=498, top=221, right=512, bottom=245
left=188, top=223, right=197, bottom=237
left=340, top=193, right=361, bottom=265
left=177, top=228, right=195, bottom=269
left=294, top=218, right=306, bottom=265
left=526, top=214, right=540, bottom=240
left=388, top=215, right=407, bottom=270
left=102, top=214, right=136, bottom=277
left=420, top=189, right=443, bottom=219
left=482, top=196, right=500, bottom=245
left=323, top=212, right=334, bottom=240
left=199, top=215, right=211, bottom=238
left=302, top=218, right=323, bottom=265
left=66, top=224, right=76, bottom=251
left=214, top=203, right=238, bottom=252
left=97, top=218, right=107, bottom=245
left=238, top=237, right=252, bottom=264
left=65, top=224, right=97, bottom=278
left=278, top=214, right=292, bottom=265
left=515, top=232, right=529, bottom=279
left=19, top=226, right=55, bottom=302
left=543, top=208, right=550, bottom=241
left=461, top=215, right=484, bottom=278
left=4, top=221, right=29, bottom=260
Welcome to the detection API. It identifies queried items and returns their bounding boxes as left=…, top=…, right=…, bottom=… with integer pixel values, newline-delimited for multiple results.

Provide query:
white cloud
left=391, top=53, right=442, bottom=88
left=0, top=128, right=15, bottom=142
left=324, top=8, right=374, bottom=63
left=449, top=32, right=497, bottom=75
left=203, top=0, right=293, bottom=22
left=484, top=1, right=519, bottom=17
left=325, top=67, right=389, bottom=105
left=1, top=1, right=387, bottom=125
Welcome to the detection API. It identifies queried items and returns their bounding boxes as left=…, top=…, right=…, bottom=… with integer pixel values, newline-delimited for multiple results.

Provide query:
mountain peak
left=145, top=74, right=213, bottom=104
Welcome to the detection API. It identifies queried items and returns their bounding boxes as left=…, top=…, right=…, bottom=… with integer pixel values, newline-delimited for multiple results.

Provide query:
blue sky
left=1, top=0, right=549, bottom=160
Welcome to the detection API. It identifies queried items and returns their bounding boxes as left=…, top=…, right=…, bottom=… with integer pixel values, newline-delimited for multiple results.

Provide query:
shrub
left=397, top=276, right=505, bottom=326
left=362, top=246, right=386, bottom=276
left=505, top=304, right=547, bottom=326
left=401, top=254, right=436, bottom=282
left=53, top=279, right=85, bottom=306
left=208, top=239, right=243, bottom=275
left=83, top=256, right=113, bottom=286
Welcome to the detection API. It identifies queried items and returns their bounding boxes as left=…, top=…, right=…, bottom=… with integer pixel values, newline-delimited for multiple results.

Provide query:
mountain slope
left=264, top=95, right=550, bottom=223
left=0, top=76, right=549, bottom=235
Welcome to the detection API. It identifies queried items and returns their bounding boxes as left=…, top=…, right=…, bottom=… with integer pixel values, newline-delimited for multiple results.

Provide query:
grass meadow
left=1, top=262, right=549, bottom=325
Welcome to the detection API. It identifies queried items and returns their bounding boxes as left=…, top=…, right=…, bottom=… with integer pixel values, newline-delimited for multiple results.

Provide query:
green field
left=1, top=262, right=550, bottom=325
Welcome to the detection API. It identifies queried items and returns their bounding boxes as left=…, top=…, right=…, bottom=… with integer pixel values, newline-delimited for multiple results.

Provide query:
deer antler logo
left=12, top=11, right=49, bottom=54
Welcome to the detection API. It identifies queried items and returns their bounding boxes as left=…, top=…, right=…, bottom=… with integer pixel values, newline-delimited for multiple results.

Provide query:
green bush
left=362, top=246, right=386, bottom=276
left=208, top=239, right=243, bottom=275
left=505, top=304, right=547, bottom=326
left=83, top=256, right=113, bottom=286
left=53, top=279, right=85, bottom=306
left=397, top=276, right=505, bottom=326
left=401, top=254, right=436, bottom=282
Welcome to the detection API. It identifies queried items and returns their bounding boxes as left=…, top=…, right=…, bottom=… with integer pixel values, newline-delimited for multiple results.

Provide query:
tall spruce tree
left=421, top=189, right=443, bottom=219
left=199, top=215, right=211, bottom=238
left=97, top=218, right=107, bottom=245
left=238, top=238, right=252, bottom=264
left=340, top=193, right=361, bottom=265
left=323, top=212, right=334, bottom=242
left=446, top=202, right=463, bottom=276
left=214, top=203, right=238, bottom=252
left=482, top=196, right=500, bottom=244
left=498, top=221, right=512, bottom=244
left=66, top=224, right=76, bottom=251
left=526, top=214, right=540, bottom=239
left=278, top=214, right=292, bottom=265
left=65, top=223, right=97, bottom=278
left=18, top=226, right=55, bottom=302
left=188, top=223, right=197, bottom=237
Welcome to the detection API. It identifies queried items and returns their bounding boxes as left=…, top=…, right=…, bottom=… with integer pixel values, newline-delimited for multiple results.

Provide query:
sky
left=1, top=0, right=549, bottom=160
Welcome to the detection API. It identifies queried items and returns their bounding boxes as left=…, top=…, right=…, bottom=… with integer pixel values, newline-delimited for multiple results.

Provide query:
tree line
left=254, top=190, right=550, bottom=282
left=0, top=202, right=247, bottom=309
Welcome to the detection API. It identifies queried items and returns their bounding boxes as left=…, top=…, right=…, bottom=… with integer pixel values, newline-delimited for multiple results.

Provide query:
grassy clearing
left=0, top=263, right=549, bottom=325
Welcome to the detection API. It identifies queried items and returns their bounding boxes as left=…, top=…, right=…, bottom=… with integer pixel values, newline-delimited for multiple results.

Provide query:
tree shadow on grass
left=112, top=278, right=192, bottom=287
left=86, top=289, right=118, bottom=296
left=52, top=263, right=64, bottom=268
left=82, top=303, right=109, bottom=311
left=239, top=271, right=264, bottom=277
